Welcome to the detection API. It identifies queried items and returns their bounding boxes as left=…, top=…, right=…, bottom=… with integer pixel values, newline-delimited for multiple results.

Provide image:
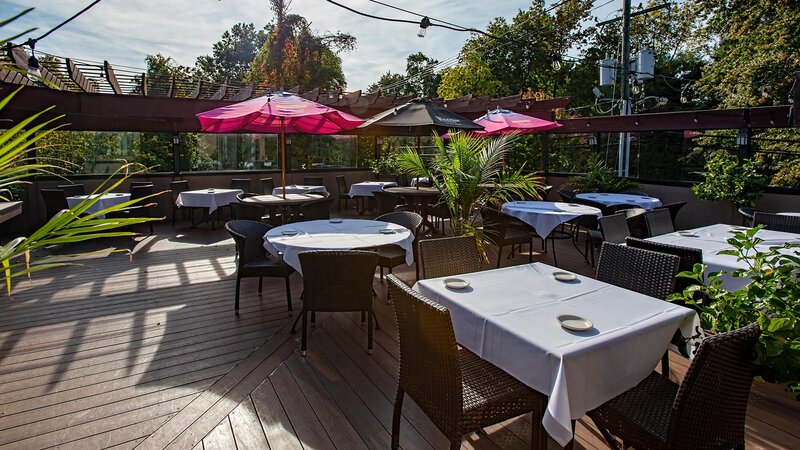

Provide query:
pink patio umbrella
left=196, top=91, right=365, bottom=198
left=443, top=108, right=561, bottom=138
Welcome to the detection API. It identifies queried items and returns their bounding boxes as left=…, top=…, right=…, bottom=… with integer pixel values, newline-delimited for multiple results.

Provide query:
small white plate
left=677, top=231, right=698, bottom=237
left=379, top=229, right=395, bottom=234
left=281, top=230, right=299, bottom=236
left=552, top=271, right=577, bottom=282
left=557, top=314, right=593, bottom=332
left=207, top=189, right=216, bottom=193
left=730, top=226, right=749, bottom=231
left=329, top=218, right=343, bottom=223
left=625, top=199, right=636, bottom=202
left=640, top=196, right=650, bottom=199
left=443, top=278, right=470, bottom=290
left=568, top=203, right=580, bottom=207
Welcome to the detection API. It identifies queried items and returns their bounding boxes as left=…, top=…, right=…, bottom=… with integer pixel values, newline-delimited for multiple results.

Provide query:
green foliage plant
left=669, top=227, right=800, bottom=396
left=692, top=151, right=767, bottom=209
left=564, top=154, right=639, bottom=193
left=0, top=86, right=163, bottom=296
left=396, top=133, right=543, bottom=245
left=368, top=148, right=403, bottom=177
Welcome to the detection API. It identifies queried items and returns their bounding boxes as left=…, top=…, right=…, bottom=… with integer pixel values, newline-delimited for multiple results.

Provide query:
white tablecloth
left=348, top=181, right=398, bottom=197
left=273, top=185, right=328, bottom=196
left=264, top=219, right=414, bottom=274
left=501, top=201, right=602, bottom=239
left=410, top=177, right=430, bottom=187
left=175, top=189, right=242, bottom=214
left=576, top=193, right=662, bottom=210
left=647, top=223, right=800, bottom=291
left=413, top=263, right=700, bottom=447
left=67, top=193, right=131, bottom=216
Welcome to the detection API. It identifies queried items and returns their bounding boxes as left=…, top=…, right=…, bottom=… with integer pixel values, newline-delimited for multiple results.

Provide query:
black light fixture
left=26, top=39, right=41, bottom=81
left=551, top=54, right=561, bottom=71
left=417, top=16, right=431, bottom=38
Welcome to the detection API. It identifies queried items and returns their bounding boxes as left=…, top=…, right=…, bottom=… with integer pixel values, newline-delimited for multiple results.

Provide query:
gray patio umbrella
left=358, top=98, right=484, bottom=135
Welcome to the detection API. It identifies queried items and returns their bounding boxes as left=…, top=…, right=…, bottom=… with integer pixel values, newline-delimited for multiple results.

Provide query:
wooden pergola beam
left=103, top=61, right=122, bottom=95
left=66, top=58, right=97, bottom=93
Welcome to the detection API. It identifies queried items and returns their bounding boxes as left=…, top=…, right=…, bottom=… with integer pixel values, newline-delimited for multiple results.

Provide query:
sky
left=0, top=0, right=618, bottom=91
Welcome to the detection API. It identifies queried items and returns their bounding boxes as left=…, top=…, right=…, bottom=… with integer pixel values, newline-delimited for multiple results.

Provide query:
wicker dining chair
left=753, top=211, right=800, bottom=233
left=481, top=207, right=536, bottom=267
left=260, top=177, right=275, bottom=195
left=374, top=190, right=400, bottom=216
left=589, top=323, right=760, bottom=450
left=335, top=175, right=359, bottom=211
left=737, top=207, right=757, bottom=227
left=230, top=178, right=252, bottom=193
left=418, top=235, right=482, bottom=280
left=169, top=180, right=199, bottom=226
left=303, top=176, right=324, bottom=187
left=598, top=213, right=630, bottom=244
left=644, top=208, right=675, bottom=237
left=41, top=189, right=69, bottom=220
left=107, top=184, right=156, bottom=235
left=225, top=220, right=294, bottom=316
left=57, top=183, right=86, bottom=197
left=386, top=275, right=547, bottom=450
left=130, top=181, right=153, bottom=190
left=232, top=194, right=268, bottom=222
left=296, top=196, right=334, bottom=221
left=294, top=250, right=379, bottom=356
left=654, top=201, right=687, bottom=229
left=376, top=211, right=423, bottom=280
left=596, top=242, right=680, bottom=301
left=557, top=189, right=576, bottom=202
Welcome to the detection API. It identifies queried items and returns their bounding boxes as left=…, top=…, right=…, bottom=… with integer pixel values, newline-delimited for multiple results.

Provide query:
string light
left=417, top=17, right=431, bottom=38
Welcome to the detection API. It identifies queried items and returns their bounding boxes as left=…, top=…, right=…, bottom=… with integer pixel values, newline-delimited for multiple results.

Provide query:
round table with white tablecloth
left=272, top=185, right=328, bottom=196
left=264, top=219, right=414, bottom=274
left=347, top=181, right=397, bottom=197
left=501, top=201, right=602, bottom=239
left=67, top=193, right=131, bottom=217
left=575, top=192, right=662, bottom=210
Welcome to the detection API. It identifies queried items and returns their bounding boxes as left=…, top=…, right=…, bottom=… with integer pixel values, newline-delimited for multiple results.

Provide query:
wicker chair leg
left=372, top=311, right=381, bottom=330
left=311, top=311, right=316, bottom=327
left=529, top=237, right=534, bottom=263
left=496, top=246, right=503, bottom=268
left=290, top=308, right=303, bottom=333
left=391, top=388, right=404, bottom=450
left=531, top=408, right=548, bottom=450
left=172, top=207, right=177, bottom=226
left=234, top=275, right=241, bottom=316
left=661, top=351, right=670, bottom=378
left=300, top=310, right=308, bottom=357
left=367, top=310, right=374, bottom=354
left=361, top=310, right=366, bottom=324
left=551, top=235, right=558, bottom=267
left=285, top=276, right=292, bottom=315
left=258, top=277, right=263, bottom=294
left=380, top=266, right=384, bottom=280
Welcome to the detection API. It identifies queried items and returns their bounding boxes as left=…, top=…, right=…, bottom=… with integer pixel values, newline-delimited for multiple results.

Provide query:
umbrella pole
left=416, top=135, right=420, bottom=190
left=280, top=117, right=287, bottom=200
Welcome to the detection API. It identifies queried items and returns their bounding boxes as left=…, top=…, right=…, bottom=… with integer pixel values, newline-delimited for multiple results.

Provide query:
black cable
left=29, top=0, right=103, bottom=44
left=366, top=0, right=470, bottom=32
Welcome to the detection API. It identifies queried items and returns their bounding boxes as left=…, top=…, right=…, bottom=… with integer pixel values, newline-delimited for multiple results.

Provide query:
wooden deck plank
left=228, top=396, right=270, bottom=450
left=202, top=417, right=237, bottom=450
left=250, top=379, right=304, bottom=450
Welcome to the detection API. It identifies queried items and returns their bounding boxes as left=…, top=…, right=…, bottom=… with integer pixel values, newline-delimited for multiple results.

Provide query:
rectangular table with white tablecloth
left=175, top=188, right=242, bottom=214
left=414, top=263, right=700, bottom=447
left=67, top=193, right=131, bottom=217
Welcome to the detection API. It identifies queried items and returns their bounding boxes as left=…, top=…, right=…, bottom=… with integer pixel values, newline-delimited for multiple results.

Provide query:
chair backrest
left=373, top=191, right=399, bottom=216
left=232, top=202, right=267, bottom=221
left=557, top=189, right=576, bottom=202
left=299, top=250, right=378, bottom=311
left=598, top=213, right=630, bottom=244
left=536, top=185, right=553, bottom=201
left=753, top=211, right=800, bottom=233
left=230, top=178, right=251, bottom=193
left=225, top=220, right=272, bottom=269
left=667, top=323, right=761, bottom=449
left=596, top=242, right=680, bottom=300
left=130, top=181, right=153, bottom=191
left=299, top=196, right=334, bottom=220
left=625, top=237, right=703, bottom=294
left=335, top=175, right=348, bottom=194
left=57, top=184, right=86, bottom=197
left=260, top=177, right=275, bottom=195
left=480, top=207, right=512, bottom=246
left=376, top=211, right=423, bottom=236
left=419, top=235, right=482, bottom=279
left=655, top=201, right=687, bottom=229
left=738, top=207, right=757, bottom=227
left=169, top=180, right=190, bottom=202
left=130, top=184, right=154, bottom=203
left=41, top=189, right=69, bottom=219
left=303, top=176, right=324, bottom=187
left=619, top=188, right=649, bottom=196
left=387, top=274, right=463, bottom=428
left=644, top=208, right=675, bottom=237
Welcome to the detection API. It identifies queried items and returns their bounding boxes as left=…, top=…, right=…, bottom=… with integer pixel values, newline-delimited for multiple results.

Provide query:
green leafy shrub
left=563, top=154, right=639, bottom=193
left=368, top=148, right=404, bottom=176
left=669, top=227, right=800, bottom=396
left=692, top=151, right=767, bottom=208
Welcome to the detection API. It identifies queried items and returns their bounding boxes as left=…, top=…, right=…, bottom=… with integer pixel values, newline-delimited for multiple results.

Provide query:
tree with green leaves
left=367, top=52, right=441, bottom=97
left=195, top=23, right=268, bottom=83
left=247, top=0, right=356, bottom=90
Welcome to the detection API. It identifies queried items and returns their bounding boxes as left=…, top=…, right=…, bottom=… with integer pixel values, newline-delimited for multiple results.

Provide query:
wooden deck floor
left=1, top=220, right=798, bottom=449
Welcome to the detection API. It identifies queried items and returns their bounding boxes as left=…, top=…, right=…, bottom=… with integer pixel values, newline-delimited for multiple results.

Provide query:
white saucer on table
left=281, top=230, right=299, bottom=236
left=557, top=314, right=593, bottom=332
left=443, top=278, right=470, bottom=290
left=552, top=271, right=577, bottom=282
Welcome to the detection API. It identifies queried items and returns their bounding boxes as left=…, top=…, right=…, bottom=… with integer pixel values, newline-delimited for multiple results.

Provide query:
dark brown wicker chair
left=596, top=242, right=680, bottom=301
left=232, top=194, right=268, bottom=222
left=225, top=220, right=294, bottom=316
left=418, top=235, right=482, bottom=280
left=644, top=208, right=675, bottom=237
left=481, top=207, right=536, bottom=268
left=130, top=181, right=153, bottom=190
left=41, top=189, right=69, bottom=220
left=425, top=198, right=450, bottom=234
left=599, top=213, right=630, bottom=244
left=588, top=323, right=760, bottom=450
left=738, top=207, right=757, bottom=227
left=654, top=201, right=687, bottom=229
left=386, top=275, right=547, bottom=450
left=230, top=178, right=251, bottom=193
left=169, top=180, right=202, bottom=226
left=260, top=177, right=275, bottom=195
left=303, top=176, right=324, bottom=187
left=557, top=189, right=576, bottom=202
left=376, top=211, right=423, bottom=280
left=335, top=175, right=359, bottom=211
left=753, top=211, right=800, bottom=233
left=296, top=196, right=334, bottom=221
left=374, top=190, right=400, bottom=216
left=57, top=183, right=86, bottom=197
left=294, top=250, right=379, bottom=356
left=107, top=184, right=156, bottom=235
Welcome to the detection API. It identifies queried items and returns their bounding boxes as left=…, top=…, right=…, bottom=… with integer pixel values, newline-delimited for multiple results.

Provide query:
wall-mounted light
left=551, top=54, right=561, bottom=71
left=376, top=137, right=383, bottom=145
left=735, top=129, right=749, bottom=146
left=417, top=17, right=431, bottom=38
left=172, top=135, right=180, bottom=145
left=588, top=135, right=597, bottom=146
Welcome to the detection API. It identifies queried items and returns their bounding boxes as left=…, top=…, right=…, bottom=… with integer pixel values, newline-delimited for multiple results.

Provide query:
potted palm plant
left=396, top=132, right=542, bottom=242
